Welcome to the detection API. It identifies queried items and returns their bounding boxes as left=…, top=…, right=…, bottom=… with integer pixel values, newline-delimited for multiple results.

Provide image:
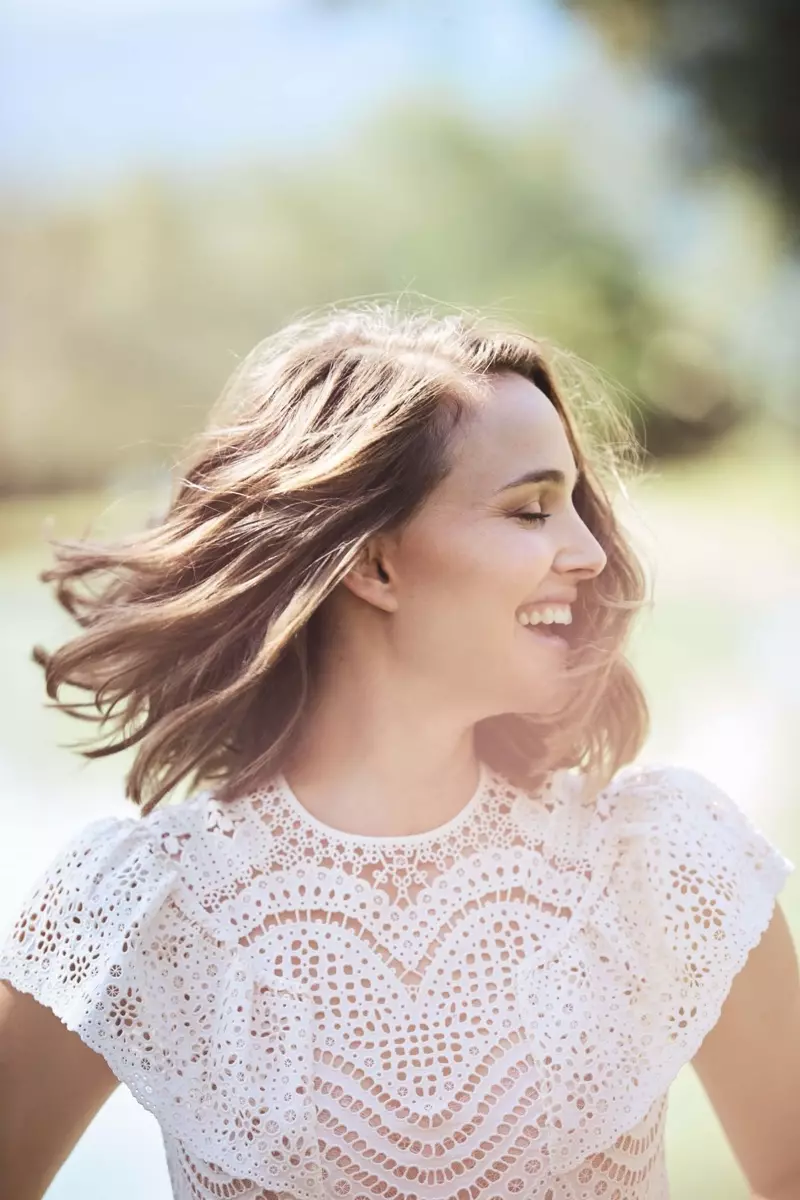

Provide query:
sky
left=0, top=0, right=580, bottom=198
left=2, top=0, right=797, bottom=401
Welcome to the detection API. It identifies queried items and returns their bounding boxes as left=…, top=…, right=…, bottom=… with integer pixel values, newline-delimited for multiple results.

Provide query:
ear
left=339, top=541, right=398, bottom=613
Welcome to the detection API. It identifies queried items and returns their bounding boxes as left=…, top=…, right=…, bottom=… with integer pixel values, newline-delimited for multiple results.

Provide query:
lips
left=523, top=623, right=570, bottom=651
left=521, top=592, right=578, bottom=608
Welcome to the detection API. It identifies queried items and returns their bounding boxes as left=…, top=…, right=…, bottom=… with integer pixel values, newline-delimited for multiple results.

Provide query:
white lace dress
left=0, top=761, right=793, bottom=1200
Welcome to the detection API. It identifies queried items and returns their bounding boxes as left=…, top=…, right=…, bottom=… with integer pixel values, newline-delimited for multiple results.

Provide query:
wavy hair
left=34, top=303, right=651, bottom=813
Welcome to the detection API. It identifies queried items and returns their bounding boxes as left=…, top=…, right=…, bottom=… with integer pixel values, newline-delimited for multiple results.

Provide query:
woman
left=1, top=305, right=798, bottom=1200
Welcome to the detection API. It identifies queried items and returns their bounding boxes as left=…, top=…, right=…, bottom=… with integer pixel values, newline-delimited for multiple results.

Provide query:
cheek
left=398, top=520, right=552, bottom=632
left=505, top=525, right=554, bottom=580
left=391, top=532, right=486, bottom=658
left=472, top=520, right=554, bottom=600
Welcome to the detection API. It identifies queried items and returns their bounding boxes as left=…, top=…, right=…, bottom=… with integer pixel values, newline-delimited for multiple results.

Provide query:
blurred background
left=1, top=0, right=798, bottom=1196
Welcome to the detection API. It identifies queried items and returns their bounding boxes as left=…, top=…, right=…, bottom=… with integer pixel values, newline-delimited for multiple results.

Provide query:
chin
left=512, top=671, right=572, bottom=716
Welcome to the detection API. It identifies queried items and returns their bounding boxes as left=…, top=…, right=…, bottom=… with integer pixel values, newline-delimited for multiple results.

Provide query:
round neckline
left=274, top=758, right=492, bottom=845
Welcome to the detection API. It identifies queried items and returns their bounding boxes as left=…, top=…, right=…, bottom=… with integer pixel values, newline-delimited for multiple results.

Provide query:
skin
left=0, top=986, right=119, bottom=1200
left=1, top=370, right=799, bottom=1197
left=692, top=902, right=800, bottom=1199
left=284, top=370, right=606, bottom=836
left=274, top=368, right=800, bottom=1196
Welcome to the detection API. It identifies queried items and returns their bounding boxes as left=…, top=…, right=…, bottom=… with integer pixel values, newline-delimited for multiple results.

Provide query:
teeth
left=517, top=605, right=572, bottom=628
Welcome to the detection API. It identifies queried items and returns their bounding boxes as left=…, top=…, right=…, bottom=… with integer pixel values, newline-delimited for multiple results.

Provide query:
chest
left=228, top=843, right=585, bottom=988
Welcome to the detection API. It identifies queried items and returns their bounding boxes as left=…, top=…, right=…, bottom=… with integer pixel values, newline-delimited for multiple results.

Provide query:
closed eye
left=515, top=511, right=552, bottom=526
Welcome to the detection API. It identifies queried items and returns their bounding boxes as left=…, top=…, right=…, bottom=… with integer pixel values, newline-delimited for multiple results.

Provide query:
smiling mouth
left=522, top=623, right=570, bottom=650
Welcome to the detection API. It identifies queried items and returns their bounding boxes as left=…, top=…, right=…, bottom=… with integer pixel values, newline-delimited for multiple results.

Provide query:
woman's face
left=378, top=371, right=608, bottom=718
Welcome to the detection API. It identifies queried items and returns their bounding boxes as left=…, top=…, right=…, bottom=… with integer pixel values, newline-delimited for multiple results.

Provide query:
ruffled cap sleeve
left=0, top=817, right=177, bottom=1035
left=611, top=763, right=795, bottom=1003
left=514, top=762, right=795, bottom=1174
left=0, top=815, right=323, bottom=1197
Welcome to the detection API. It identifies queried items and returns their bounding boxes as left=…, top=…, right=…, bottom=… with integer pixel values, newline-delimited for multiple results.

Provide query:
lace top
left=0, top=761, right=794, bottom=1200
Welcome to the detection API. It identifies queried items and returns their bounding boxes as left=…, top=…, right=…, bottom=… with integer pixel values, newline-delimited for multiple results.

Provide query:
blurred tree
left=0, top=102, right=744, bottom=494
left=563, top=0, right=800, bottom=235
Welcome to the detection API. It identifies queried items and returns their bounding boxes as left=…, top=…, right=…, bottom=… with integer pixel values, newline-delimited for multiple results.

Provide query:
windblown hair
left=35, top=303, right=651, bottom=814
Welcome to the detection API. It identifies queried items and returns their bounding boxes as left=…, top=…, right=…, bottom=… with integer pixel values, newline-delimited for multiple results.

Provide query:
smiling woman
left=27, top=305, right=649, bottom=813
left=0, top=303, right=798, bottom=1200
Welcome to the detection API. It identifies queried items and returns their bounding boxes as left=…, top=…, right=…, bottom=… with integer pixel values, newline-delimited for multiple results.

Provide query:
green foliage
left=0, top=100, right=744, bottom=493
left=565, top=0, right=800, bottom=234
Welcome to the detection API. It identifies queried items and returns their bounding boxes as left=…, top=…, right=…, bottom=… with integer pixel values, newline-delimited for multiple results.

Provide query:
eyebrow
left=494, top=468, right=579, bottom=494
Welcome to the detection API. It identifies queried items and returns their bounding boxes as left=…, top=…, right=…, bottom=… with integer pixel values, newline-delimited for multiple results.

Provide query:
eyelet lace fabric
left=0, top=761, right=793, bottom=1200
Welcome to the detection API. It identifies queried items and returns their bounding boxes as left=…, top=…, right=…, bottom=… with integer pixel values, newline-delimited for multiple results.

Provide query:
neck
left=282, top=680, right=481, bottom=839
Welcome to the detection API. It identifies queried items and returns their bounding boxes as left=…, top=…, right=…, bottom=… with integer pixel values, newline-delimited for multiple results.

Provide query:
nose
left=555, top=516, right=607, bottom=582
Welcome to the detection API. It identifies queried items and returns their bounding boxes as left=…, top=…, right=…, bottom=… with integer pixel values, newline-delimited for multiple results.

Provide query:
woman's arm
left=0, top=981, right=119, bottom=1200
left=692, top=901, right=800, bottom=1200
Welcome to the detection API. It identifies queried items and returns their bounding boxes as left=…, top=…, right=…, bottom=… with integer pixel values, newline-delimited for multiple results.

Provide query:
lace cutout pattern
left=0, top=762, right=793, bottom=1200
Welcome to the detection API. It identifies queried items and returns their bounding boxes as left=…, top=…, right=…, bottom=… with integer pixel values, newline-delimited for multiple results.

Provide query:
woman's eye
left=516, top=510, right=552, bottom=526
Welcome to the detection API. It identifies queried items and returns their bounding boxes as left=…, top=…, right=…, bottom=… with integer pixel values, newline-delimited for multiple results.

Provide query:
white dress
left=0, top=761, right=793, bottom=1200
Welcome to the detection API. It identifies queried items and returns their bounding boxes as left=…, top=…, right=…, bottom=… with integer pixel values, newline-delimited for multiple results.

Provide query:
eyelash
left=516, top=511, right=552, bottom=526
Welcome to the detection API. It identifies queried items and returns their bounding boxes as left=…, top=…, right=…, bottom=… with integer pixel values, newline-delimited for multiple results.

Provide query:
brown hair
left=34, top=303, right=651, bottom=814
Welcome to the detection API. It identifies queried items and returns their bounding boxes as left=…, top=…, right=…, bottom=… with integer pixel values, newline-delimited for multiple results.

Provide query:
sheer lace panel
left=163, top=1093, right=669, bottom=1200
left=0, top=762, right=792, bottom=1200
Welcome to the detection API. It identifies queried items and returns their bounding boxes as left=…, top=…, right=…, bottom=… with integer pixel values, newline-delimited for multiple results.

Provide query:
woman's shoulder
left=0, top=784, right=269, bottom=977
left=526, top=757, right=796, bottom=980
left=570, top=758, right=793, bottom=905
left=0, top=784, right=312, bottom=1189
left=593, top=759, right=792, bottom=870
left=66, top=782, right=266, bottom=881
left=513, top=761, right=795, bottom=1169
left=577, top=760, right=796, bottom=1008
left=514, top=757, right=794, bottom=928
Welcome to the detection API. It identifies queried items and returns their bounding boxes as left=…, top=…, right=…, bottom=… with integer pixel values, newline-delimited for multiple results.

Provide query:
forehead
left=443, top=371, right=576, bottom=499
